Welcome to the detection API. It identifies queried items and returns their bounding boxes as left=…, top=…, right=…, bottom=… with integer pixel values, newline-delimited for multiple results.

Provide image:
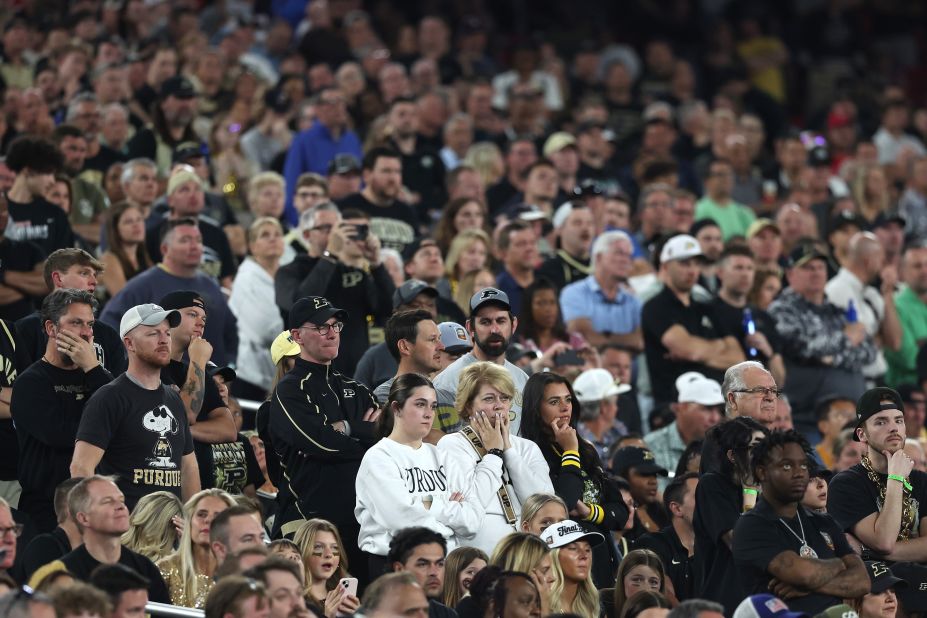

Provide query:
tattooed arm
left=179, top=338, right=212, bottom=424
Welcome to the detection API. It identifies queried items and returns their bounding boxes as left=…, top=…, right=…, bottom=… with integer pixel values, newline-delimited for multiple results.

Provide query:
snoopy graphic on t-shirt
left=143, top=405, right=179, bottom=468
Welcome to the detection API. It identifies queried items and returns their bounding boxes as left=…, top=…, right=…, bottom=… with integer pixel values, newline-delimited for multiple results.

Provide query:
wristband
left=743, top=488, right=758, bottom=496
left=487, top=448, right=504, bottom=459
left=888, top=474, right=913, bottom=491
left=561, top=449, right=581, bottom=468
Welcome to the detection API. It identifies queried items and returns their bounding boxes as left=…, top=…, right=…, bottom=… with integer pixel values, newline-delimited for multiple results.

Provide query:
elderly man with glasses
left=722, top=361, right=782, bottom=430
left=265, top=296, right=380, bottom=586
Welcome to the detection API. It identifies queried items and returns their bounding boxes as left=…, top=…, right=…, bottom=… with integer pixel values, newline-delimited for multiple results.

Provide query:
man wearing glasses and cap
left=266, top=296, right=379, bottom=581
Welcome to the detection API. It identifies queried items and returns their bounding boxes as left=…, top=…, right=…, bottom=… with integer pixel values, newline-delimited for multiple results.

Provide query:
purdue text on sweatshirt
left=355, top=437, right=492, bottom=556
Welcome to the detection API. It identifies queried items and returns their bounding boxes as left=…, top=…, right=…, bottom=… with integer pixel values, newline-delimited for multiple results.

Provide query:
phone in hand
left=353, top=224, right=369, bottom=241
left=339, top=577, right=358, bottom=597
left=554, top=349, right=583, bottom=367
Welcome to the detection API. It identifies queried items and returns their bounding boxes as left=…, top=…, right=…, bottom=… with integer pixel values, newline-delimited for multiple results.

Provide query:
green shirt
left=694, top=196, right=756, bottom=240
left=885, top=286, right=927, bottom=387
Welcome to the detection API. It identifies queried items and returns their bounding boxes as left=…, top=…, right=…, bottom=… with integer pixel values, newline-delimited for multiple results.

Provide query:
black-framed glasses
left=731, top=387, right=783, bottom=399
left=0, top=523, right=24, bottom=538
left=302, top=321, right=344, bottom=336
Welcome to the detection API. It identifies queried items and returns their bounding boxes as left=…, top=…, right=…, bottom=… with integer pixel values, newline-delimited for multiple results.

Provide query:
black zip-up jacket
left=266, top=357, right=378, bottom=535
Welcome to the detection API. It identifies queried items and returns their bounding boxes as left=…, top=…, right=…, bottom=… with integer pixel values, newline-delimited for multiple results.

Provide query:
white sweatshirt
left=355, top=437, right=498, bottom=556
left=436, top=432, right=554, bottom=555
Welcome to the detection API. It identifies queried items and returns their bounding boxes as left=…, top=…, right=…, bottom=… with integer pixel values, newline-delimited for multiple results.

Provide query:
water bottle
left=743, top=308, right=757, bottom=358
left=846, top=299, right=858, bottom=323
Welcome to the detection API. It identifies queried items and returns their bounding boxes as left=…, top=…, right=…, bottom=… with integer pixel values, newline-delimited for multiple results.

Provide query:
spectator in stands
left=362, top=572, right=430, bottom=618
left=16, top=248, right=126, bottom=375
left=373, top=309, right=444, bottom=403
left=538, top=202, right=594, bottom=291
left=275, top=210, right=394, bottom=374
left=100, top=218, right=238, bottom=366
left=886, top=243, right=927, bottom=387
left=632, top=185, right=675, bottom=263
left=126, top=76, right=200, bottom=176
left=746, top=219, right=783, bottom=273
left=21, top=478, right=82, bottom=579
left=444, top=229, right=492, bottom=295
left=721, top=361, right=780, bottom=429
left=695, top=158, right=756, bottom=240
left=438, top=362, right=554, bottom=554
left=157, top=488, right=236, bottom=608
left=12, top=289, right=112, bottom=531
left=434, top=198, right=488, bottom=257
left=59, top=475, right=170, bottom=602
left=732, top=430, right=868, bottom=613
left=643, top=235, right=744, bottom=405
left=144, top=166, right=237, bottom=288
left=243, top=557, right=315, bottom=618
left=203, top=575, right=270, bottom=618
left=899, top=156, right=927, bottom=243
left=0, top=498, right=18, bottom=581
left=494, top=220, right=539, bottom=316
left=402, top=240, right=460, bottom=318
left=873, top=98, right=926, bottom=166
left=0, top=192, right=47, bottom=322
left=710, top=246, right=785, bottom=385
left=326, top=155, right=363, bottom=203
left=645, top=373, right=724, bottom=478
left=814, top=396, right=857, bottom=469
left=487, top=138, right=537, bottom=215
left=49, top=581, right=112, bottom=618
left=99, top=202, right=152, bottom=299
left=433, top=288, right=529, bottom=436
left=209, top=503, right=266, bottom=566
left=573, top=368, right=632, bottom=463
left=290, top=201, right=340, bottom=264
left=561, top=230, right=643, bottom=352
left=769, top=245, right=875, bottom=423
left=292, top=518, right=355, bottom=614
left=691, top=219, right=724, bottom=295
left=5, top=135, right=76, bottom=257
left=385, top=527, right=457, bottom=617
left=611, top=447, right=670, bottom=538
left=119, top=159, right=159, bottom=218
left=229, top=218, right=286, bottom=400
left=51, top=124, right=109, bottom=245
left=72, top=303, right=201, bottom=507
left=267, top=296, right=378, bottom=581
left=120, top=491, right=182, bottom=563
left=748, top=268, right=783, bottom=312
left=88, top=563, right=150, bottom=618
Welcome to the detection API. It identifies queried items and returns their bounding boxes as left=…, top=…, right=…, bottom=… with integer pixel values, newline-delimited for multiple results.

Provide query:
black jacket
left=266, top=357, right=378, bottom=535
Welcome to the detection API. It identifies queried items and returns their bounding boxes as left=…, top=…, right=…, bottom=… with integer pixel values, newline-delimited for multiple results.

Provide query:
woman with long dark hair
left=517, top=278, right=585, bottom=353
left=693, top=416, right=768, bottom=615
left=519, top=372, right=628, bottom=588
left=99, top=201, right=152, bottom=300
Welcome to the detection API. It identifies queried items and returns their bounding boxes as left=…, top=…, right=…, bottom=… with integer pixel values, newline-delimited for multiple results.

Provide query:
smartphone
left=353, top=224, right=369, bottom=241
left=339, top=577, right=358, bottom=597
left=555, top=349, right=583, bottom=367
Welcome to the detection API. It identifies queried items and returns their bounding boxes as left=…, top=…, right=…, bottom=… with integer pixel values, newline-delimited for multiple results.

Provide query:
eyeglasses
left=310, top=224, right=334, bottom=233
left=0, top=524, right=24, bottom=538
left=302, top=321, right=344, bottom=336
left=731, top=387, right=783, bottom=399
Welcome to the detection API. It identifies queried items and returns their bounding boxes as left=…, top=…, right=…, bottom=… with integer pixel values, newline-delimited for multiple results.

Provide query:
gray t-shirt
left=373, top=376, right=395, bottom=404
left=431, top=352, right=528, bottom=435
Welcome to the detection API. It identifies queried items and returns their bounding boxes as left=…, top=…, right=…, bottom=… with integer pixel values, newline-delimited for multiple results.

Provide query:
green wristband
left=888, top=474, right=913, bottom=491
left=743, top=488, right=758, bottom=496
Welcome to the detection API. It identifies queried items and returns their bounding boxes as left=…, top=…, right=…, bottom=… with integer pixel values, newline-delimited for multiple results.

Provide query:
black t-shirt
left=21, top=526, right=71, bottom=580
left=0, top=239, right=45, bottom=321
left=537, top=251, right=591, bottom=291
left=61, top=544, right=170, bottom=603
left=709, top=299, right=782, bottom=365
left=15, top=311, right=127, bottom=376
left=486, top=177, right=518, bottom=217
left=75, top=374, right=194, bottom=509
left=634, top=525, right=694, bottom=601
left=12, top=362, right=112, bottom=531
left=733, top=498, right=854, bottom=615
left=336, top=193, right=418, bottom=254
left=83, top=144, right=125, bottom=177
left=0, top=319, right=20, bottom=480
left=692, top=472, right=741, bottom=614
left=828, top=464, right=927, bottom=537
left=642, top=286, right=726, bottom=403
left=145, top=217, right=237, bottom=282
left=5, top=196, right=76, bottom=257
left=209, top=435, right=265, bottom=495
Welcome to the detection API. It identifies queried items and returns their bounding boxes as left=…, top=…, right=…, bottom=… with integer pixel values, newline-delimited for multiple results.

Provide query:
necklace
left=779, top=510, right=818, bottom=558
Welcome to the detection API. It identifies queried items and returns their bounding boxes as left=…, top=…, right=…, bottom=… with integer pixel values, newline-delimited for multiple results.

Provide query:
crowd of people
left=0, top=1, right=927, bottom=618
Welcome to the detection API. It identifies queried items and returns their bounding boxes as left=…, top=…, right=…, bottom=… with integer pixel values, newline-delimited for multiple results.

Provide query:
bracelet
left=743, top=488, right=758, bottom=496
left=888, top=474, right=913, bottom=491
left=486, top=448, right=504, bottom=459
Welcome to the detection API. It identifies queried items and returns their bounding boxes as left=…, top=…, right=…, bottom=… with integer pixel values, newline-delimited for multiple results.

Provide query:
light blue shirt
left=560, top=276, right=642, bottom=335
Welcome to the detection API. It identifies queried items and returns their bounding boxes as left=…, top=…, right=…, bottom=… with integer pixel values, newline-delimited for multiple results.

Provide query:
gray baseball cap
left=119, top=303, right=181, bottom=338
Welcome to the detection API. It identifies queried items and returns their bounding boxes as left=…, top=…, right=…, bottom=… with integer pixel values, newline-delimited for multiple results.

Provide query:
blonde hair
left=441, top=546, right=488, bottom=608
left=247, top=216, right=283, bottom=244
left=247, top=171, right=286, bottom=205
left=166, top=489, right=237, bottom=604
left=121, top=491, right=184, bottom=561
left=519, top=493, right=569, bottom=532
left=445, top=228, right=491, bottom=280
left=463, top=142, right=504, bottom=187
left=490, top=532, right=551, bottom=573
left=613, top=549, right=666, bottom=616
left=550, top=546, right=600, bottom=618
left=454, top=362, right=516, bottom=422
left=850, top=164, right=890, bottom=220
left=453, top=268, right=495, bottom=315
left=293, top=518, right=350, bottom=602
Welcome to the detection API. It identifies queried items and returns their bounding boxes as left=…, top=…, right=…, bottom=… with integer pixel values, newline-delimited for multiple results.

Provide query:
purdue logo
left=643, top=450, right=655, bottom=461
left=480, top=289, right=500, bottom=299
left=870, top=562, right=890, bottom=577
left=344, top=389, right=355, bottom=398
left=313, top=298, right=330, bottom=309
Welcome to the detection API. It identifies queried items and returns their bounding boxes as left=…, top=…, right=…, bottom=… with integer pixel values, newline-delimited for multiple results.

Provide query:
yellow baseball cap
left=270, top=330, right=300, bottom=365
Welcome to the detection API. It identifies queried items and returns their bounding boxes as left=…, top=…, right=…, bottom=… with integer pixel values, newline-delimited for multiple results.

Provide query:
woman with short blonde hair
left=437, top=362, right=553, bottom=555
left=121, top=491, right=183, bottom=562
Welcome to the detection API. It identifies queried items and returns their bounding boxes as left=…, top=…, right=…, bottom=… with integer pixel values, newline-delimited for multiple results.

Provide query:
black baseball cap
left=470, top=287, right=511, bottom=316
left=401, top=238, right=439, bottom=263
left=160, top=75, right=197, bottom=100
left=787, top=244, right=829, bottom=269
left=829, top=211, right=867, bottom=233
left=865, top=561, right=908, bottom=594
left=393, top=279, right=438, bottom=309
left=206, top=361, right=236, bottom=383
left=808, top=146, right=831, bottom=167
left=328, top=153, right=361, bottom=176
left=611, top=446, right=668, bottom=476
left=873, top=210, right=906, bottom=230
left=172, top=141, right=206, bottom=165
left=263, top=88, right=290, bottom=114
left=572, top=178, right=604, bottom=198
left=853, top=387, right=905, bottom=440
left=159, top=291, right=207, bottom=315
left=288, top=296, right=348, bottom=329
